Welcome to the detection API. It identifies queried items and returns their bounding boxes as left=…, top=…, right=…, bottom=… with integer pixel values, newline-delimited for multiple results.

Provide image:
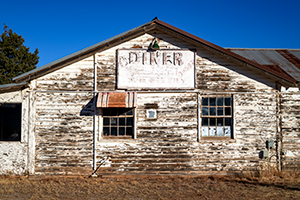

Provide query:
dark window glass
left=202, top=118, right=208, bottom=126
left=210, top=118, right=216, bottom=126
left=102, top=108, right=134, bottom=137
left=210, top=107, right=216, bottom=116
left=217, top=107, right=223, bottom=116
left=103, top=127, right=109, bottom=136
left=202, top=107, right=208, bottom=116
left=119, top=118, right=125, bottom=125
left=225, top=97, right=231, bottom=106
left=126, top=109, right=133, bottom=115
left=119, top=108, right=126, bottom=115
left=126, top=127, right=133, bottom=136
left=225, top=118, right=231, bottom=126
left=119, top=127, right=125, bottom=135
left=126, top=118, right=133, bottom=126
left=103, top=118, right=110, bottom=125
left=111, top=118, right=117, bottom=125
left=202, top=98, right=208, bottom=106
left=217, top=97, right=223, bottom=106
left=217, top=118, right=223, bottom=126
left=0, top=103, right=21, bottom=141
left=111, top=127, right=117, bottom=136
left=209, top=98, right=216, bottom=106
left=225, top=107, right=231, bottom=116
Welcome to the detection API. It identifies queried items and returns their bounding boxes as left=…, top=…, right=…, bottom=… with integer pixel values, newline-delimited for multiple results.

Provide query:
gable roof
left=13, top=18, right=298, bottom=86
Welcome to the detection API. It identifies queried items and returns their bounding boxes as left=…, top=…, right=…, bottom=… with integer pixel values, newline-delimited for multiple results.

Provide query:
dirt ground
left=0, top=174, right=299, bottom=200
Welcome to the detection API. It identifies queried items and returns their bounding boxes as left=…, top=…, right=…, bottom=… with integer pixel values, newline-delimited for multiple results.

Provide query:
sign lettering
left=117, top=49, right=195, bottom=89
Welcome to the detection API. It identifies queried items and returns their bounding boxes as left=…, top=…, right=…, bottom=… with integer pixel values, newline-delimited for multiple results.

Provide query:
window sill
left=98, top=136, right=137, bottom=143
left=199, top=137, right=236, bottom=142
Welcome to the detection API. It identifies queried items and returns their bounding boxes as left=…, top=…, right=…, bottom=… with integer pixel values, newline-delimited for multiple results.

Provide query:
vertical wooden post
left=93, top=54, right=97, bottom=171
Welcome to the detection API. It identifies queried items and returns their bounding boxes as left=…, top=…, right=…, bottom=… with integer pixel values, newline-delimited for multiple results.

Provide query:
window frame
left=0, top=103, right=22, bottom=142
left=200, top=95, right=234, bottom=140
left=100, top=107, right=136, bottom=139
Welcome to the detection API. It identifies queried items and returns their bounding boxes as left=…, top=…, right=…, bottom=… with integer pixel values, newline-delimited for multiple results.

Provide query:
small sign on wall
left=146, top=109, right=157, bottom=119
left=117, top=49, right=195, bottom=89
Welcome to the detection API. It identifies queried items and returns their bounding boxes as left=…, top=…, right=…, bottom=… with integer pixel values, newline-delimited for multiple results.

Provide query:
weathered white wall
left=0, top=91, right=29, bottom=175
left=280, top=87, right=300, bottom=170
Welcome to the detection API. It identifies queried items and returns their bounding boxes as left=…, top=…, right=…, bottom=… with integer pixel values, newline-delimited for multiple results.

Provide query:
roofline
left=225, top=48, right=300, bottom=51
left=13, top=18, right=297, bottom=85
left=153, top=19, right=297, bottom=85
left=0, top=82, right=28, bottom=93
left=13, top=20, right=156, bottom=82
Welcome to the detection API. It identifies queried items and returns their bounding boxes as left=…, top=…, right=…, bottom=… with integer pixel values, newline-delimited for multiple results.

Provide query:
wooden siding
left=96, top=93, right=197, bottom=174
left=36, top=56, right=94, bottom=91
left=22, top=30, right=299, bottom=175
left=34, top=92, right=94, bottom=175
left=280, top=89, right=300, bottom=170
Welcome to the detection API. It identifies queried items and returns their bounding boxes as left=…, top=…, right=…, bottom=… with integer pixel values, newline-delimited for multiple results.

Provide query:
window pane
left=111, top=127, right=117, bottom=136
left=225, top=107, right=231, bottom=116
left=119, top=108, right=126, bottom=116
left=119, top=127, right=125, bottom=135
left=202, top=118, right=208, bottom=126
left=225, top=97, right=231, bottom=106
left=202, top=127, right=208, bottom=136
left=225, top=118, right=231, bottom=126
left=126, top=127, right=133, bottom=136
left=119, top=118, right=125, bottom=125
left=0, top=103, right=22, bottom=141
left=224, top=127, right=231, bottom=136
left=126, top=118, right=133, bottom=126
left=111, top=118, right=117, bottom=125
left=103, top=117, right=110, bottom=125
left=210, top=107, right=216, bottom=116
left=202, top=107, right=208, bottom=116
left=209, top=127, right=216, bottom=136
left=217, top=107, right=223, bottom=116
left=217, top=97, right=223, bottom=106
left=126, top=109, right=133, bottom=115
left=209, top=97, right=216, bottom=106
left=210, top=118, right=216, bottom=126
left=103, top=127, right=109, bottom=136
left=217, top=127, right=224, bottom=136
left=217, top=118, right=223, bottom=126
left=202, top=98, right=208, bottom=106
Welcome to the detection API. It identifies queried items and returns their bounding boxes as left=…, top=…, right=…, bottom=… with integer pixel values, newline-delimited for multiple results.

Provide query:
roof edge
left=0, top=82, right=28, bottom=93
left=153, top=19, right=297, bottom=84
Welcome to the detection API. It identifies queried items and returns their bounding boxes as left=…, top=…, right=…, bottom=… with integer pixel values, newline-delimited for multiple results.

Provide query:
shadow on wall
left=80, top=96, right=96, bottom=116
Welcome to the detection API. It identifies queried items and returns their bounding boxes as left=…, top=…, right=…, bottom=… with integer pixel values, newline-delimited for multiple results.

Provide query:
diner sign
left=117, top=49, right=195, bottom=89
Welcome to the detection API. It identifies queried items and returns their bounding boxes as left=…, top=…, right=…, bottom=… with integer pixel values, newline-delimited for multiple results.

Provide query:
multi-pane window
left=201, top=96, right=233, bottom=138
left=0, top=103, right=21, bottom=141
left=102, top=108, right=134, bottom=137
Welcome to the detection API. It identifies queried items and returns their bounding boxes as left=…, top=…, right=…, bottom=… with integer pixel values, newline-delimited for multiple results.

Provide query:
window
left=201, top=96, right=233, bottom=138
left=0, top=103, right=21, bottom=141
left=102, top=108, right=134, bottom=138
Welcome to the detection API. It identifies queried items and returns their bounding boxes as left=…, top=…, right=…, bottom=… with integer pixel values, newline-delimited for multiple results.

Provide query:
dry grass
left=0, top=172, right=299, bottom=200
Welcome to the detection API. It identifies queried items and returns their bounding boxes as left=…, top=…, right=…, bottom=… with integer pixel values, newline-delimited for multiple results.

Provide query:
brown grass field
left=0, top=172, right=299, bottom=200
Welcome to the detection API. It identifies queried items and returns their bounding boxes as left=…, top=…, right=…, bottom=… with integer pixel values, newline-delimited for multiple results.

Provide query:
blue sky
left=1, top=0, right=300, bottom=67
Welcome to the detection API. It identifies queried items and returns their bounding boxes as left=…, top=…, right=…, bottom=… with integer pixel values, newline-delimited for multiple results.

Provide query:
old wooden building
left=0, top=19, right=300, bottom=176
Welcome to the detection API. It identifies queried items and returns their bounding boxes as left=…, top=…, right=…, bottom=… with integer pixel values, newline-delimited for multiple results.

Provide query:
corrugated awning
left=96, top=92, right=137, bottom=108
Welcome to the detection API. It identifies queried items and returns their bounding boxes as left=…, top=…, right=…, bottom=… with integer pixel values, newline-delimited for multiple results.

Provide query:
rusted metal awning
left=96, top=92, right=137, bottom=108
